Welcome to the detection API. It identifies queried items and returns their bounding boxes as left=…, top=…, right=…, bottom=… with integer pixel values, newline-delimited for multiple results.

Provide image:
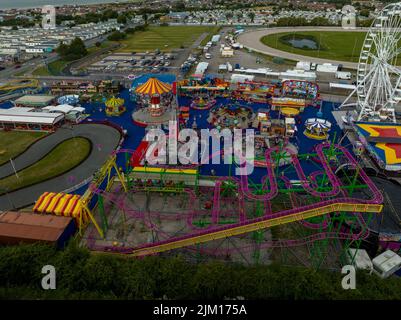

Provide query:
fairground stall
left=232, top=80, right=279, bottom=104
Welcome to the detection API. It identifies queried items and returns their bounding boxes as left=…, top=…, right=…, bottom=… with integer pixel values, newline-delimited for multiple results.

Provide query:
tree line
left=0, top=242, right=401, bottom=299
left=273, top=16, right=374, bottom=27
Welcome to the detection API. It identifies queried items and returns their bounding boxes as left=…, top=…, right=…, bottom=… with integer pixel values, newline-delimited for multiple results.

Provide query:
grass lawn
left=119, top=25, right=218, bottom=52
left=261, top=31, right=367, bottom=63
left=0, top=131, right=47, bottom=165
left=33, top=42, right=113, bottom=76
left=32, top=65, right=50, bottom=76
left=32, top=59, right=68, bottom=76
left=0, top=137, right=91, bottom=194
left=87, top=41, right=112, bottom=54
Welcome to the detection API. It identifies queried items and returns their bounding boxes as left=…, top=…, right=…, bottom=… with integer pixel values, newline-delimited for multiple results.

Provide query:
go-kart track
left=238, top=27, right=367, bottom=70
left=0, top=123, right=121, bottom=210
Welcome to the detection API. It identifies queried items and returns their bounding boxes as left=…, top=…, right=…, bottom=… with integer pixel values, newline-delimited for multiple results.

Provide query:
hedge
left=0, top=242, right=400, bottom=299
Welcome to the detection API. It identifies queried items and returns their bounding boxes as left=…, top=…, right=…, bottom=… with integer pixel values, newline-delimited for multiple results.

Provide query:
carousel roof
left=135, top=77, right=172, bottom=95
left=105, top=96, right=124, bottom=107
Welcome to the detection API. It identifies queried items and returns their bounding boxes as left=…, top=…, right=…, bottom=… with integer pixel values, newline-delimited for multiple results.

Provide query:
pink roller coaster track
left=88, top=143, right=382, bottom=255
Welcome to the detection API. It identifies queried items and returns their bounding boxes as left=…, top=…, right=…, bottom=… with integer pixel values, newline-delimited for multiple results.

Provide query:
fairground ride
left=81, top=142, right=383, bottom=269
left=341, top=2, right=401, bottom=122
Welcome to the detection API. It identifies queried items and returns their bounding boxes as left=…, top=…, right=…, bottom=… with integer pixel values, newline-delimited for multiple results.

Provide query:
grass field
left=32, top=59, right=68, bottom=76
left=261, top=31, right=367, bottom=62
left=0, top=131, right=47, bottom=165
left=0, top=137, right=91, bottom=194
left=119, top=25, right=219, bottom=52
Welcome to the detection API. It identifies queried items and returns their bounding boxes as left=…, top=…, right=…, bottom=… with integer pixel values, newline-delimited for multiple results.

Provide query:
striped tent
left=135, top=77, right=172, bottom=96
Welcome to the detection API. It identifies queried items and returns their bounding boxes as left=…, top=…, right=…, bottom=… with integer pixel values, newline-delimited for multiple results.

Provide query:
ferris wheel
left=341, top=2, right=401, bottom=123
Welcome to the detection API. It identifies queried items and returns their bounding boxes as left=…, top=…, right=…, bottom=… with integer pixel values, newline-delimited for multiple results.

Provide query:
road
left=0, top=123, right=121, bottom=210
left=238, top=27, right=369, bottom=70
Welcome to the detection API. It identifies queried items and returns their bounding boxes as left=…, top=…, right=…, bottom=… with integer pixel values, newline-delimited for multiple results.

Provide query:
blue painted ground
left=178, top=95, right=349, bottom=182
left=0, top=73, right=351, bottom=187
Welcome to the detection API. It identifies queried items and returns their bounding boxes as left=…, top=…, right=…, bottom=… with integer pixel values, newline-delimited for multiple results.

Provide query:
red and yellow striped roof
left=135, top=77, right=172, bottom=95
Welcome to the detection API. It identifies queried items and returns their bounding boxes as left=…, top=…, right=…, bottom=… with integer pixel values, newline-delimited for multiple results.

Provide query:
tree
left=309, top=17, right=331, bottom=26
left=142, top=13, right=148, bottom=24
left=117, top=15, right=127, bottom=24
left=173, top=1, right=186, bottom=11
left=225, top=12, right=233, bottom=21
left=56, top=37, right=88, bottom=61
left=359, top=9, right=370, bottom=18
left=249, top=12, right=255, bottom=23
left=107, top=31, right=127, bottom=41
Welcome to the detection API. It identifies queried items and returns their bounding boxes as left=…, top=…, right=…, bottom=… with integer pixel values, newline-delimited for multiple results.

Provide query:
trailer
left=335, top=71, right=352, bottom=80
left=231, top=73, right=255, bottom=83
left=316, top=63, right=339, bottom=73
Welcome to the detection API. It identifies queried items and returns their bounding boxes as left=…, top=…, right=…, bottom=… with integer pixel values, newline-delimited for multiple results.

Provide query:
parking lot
left=85, top=51, right=179, bottom=75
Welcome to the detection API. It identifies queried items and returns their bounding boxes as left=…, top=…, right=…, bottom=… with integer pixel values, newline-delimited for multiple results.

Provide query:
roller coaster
left=81, top=141, right=383, bottom=267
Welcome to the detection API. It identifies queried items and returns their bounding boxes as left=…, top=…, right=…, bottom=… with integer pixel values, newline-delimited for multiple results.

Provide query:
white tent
left=43, top=104, right=74, bottom=114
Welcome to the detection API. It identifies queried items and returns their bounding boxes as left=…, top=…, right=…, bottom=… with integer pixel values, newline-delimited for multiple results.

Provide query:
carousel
left=304, top=118, right=332, bottom=140
left=105, top=96, right=126, bottom=116
left=207, top=105, right=254, bottom=130
left=132, top=77, right=174, bottom=126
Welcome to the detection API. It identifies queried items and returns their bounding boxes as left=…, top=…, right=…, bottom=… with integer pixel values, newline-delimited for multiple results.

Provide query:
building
left=0, top=211, right=76, bottom=248
left=14, top=94, right=56, bottom=108
left=0, top=107, right=64, bottom=131
left=50, top=80, right=120, bottom=95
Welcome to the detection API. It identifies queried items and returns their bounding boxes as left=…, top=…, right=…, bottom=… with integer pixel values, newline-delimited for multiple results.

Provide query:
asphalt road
left=238, top=27, right=369, bottom=70
left=0, top=123, right=121, bottom=210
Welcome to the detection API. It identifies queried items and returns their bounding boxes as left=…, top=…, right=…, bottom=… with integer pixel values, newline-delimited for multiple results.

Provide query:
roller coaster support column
left=252, top=200, right=264, bottom=264
left=98, top=194, right=108, bottom=235
left=125, top=151, right=132, bottom=189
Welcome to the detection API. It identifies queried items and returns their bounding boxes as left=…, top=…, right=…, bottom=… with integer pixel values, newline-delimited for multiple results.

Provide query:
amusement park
left=2, top=1, right=401, bottom=301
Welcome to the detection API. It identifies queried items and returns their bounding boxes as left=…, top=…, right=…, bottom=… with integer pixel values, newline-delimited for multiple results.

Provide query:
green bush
left=56, top=37, right=88, bottom=61
left=0, top=243, right=401, bottom=299
left=107, top=31, right=127, bottom=41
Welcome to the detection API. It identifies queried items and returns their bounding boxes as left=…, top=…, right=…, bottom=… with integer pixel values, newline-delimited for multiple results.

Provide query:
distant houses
left=0, top=19, right=121, bottom=59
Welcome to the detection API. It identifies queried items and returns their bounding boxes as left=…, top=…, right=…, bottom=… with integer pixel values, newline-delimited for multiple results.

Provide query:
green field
left=119, top=26, right=219, bottom=52
left=32, top=59, right=68, bottom=76
left=0, top=137, right=91, bottom=194
left=32, top=42, right=113, bottom=76
left=261, top=31, right=367, bottom=62
left=0, top=131, right=47, bottom=165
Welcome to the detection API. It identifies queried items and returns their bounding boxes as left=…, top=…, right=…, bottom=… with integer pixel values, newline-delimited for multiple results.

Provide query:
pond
left=287, top=38, right=318, bottom=50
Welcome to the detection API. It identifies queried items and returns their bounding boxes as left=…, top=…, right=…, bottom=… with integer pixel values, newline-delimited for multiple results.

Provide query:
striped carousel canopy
left=135, top=77, right=172, bottom=95
left=105, top=96, right=124, bottom=108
